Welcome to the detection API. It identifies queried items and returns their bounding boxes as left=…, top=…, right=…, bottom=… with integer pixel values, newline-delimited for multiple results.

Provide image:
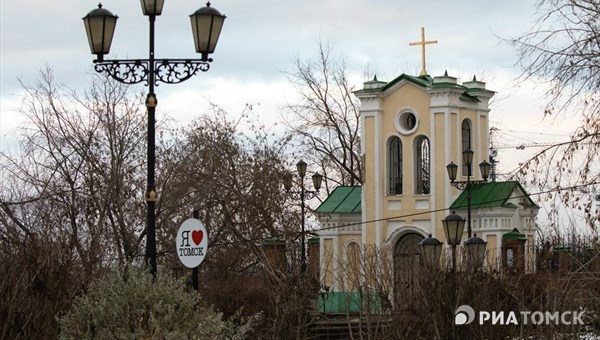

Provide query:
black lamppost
left=283, top=160, right=323, bottom=273
left=442, top=211, right=465, bottom=271
left=446, top=149, right=491, bottom=238
left=446, top=149, right=491, bottom=271
left=83, top=1, right=226, bottom=277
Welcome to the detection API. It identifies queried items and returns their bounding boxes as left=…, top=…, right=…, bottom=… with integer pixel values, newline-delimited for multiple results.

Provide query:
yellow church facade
left=316, top=71, right=539, bottom=295
left=358, top=72, right=493, bottom=247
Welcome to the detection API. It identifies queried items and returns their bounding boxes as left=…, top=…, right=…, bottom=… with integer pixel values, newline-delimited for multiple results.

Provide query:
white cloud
left=0, top=0, right=575, bottom=178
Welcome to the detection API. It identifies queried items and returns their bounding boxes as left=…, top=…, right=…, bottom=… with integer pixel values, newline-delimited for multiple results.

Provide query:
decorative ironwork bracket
left=449, top=180, right=488, bottom=191
left=285, top=190, right=319, bottom=201
left=93, top=58, right=212, bottom=85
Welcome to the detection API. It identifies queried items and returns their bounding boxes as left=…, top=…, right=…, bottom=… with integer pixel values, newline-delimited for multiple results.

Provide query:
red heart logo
left=191, top=229, right=203, bottom=246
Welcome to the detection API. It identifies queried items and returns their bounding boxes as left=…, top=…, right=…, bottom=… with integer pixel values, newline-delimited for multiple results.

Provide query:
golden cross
left=409, top=27, right=438, bottom=76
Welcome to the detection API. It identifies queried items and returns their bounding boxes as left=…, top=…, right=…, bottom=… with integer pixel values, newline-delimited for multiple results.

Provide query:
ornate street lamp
left=446, top=161, right=458, bottom=183
left=442, top=211, right=466, bottom=271
left=82, top=4, right=118, bottom=61
left=446, top=149, right=491, bottom=238
left=190, top=3, right=226, bottom=61
left=283, top=160, right=323, bottom=273
left=463, top=235, right=487, bottom=271
left=419, top=234, right=443, bottom=269
left=83, top=1, right=226, bottom=277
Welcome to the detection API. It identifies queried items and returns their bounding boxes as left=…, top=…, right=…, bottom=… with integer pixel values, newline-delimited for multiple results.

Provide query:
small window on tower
left=396, top=110, right=419, bottom=135
left=406, top=114, right=416, bottom=130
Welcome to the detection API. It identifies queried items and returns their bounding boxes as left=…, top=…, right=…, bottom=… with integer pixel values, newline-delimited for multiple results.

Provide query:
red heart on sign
left=191, top=229, right=203, bottom=246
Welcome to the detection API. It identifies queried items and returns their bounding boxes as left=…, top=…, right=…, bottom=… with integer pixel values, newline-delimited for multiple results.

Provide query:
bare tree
left=156, top=106, right=298, bottom=318
left=507, top=0, right=600, bottom=231
left=284, top=41, right=363, bottom=189
left=1, top=68, right=148, bottom=264
left=0, top=68, right=147, bottom=338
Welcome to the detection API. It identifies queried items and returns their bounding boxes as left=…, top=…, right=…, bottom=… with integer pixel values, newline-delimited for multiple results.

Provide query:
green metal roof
left=355, top=74, right=432, bottom=93
left=502, top=228, right=527, bottom=241
left=355, top=73, right=490, bottom=104
left=449, top=181, right=538, bottom=210
left=382, top=73, right=432, bottom=91
left=316, top=186, right=362, bottom=214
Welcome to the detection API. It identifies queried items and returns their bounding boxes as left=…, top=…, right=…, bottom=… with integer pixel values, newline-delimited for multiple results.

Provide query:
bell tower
left=355, top=71, right=495, bottom=247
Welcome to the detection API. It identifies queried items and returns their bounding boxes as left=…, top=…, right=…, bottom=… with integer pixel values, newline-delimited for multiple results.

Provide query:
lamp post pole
left=299, top=171, right=307, bottom=273
left=146, top=9, right=158, bottom=277
left=83, top=1, right=226, bottom=277
left=466, top=160, right=472, bottom=238
left=283, top=160, right=323, bottom=273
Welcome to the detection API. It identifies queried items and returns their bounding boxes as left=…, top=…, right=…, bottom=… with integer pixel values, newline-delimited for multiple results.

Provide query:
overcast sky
left=0, top=0, right=579, bottom=178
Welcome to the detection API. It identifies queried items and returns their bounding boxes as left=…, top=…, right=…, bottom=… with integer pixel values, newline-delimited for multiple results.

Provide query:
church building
left=314, top=29, right=539, bottom=302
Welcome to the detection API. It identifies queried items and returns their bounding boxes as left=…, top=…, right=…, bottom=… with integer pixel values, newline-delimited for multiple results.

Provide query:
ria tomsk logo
left=455, top=305, right=476, bottom=325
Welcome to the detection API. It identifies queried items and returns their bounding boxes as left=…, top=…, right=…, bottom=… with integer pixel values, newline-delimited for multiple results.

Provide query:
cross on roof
left=409, top=27, right=438, bottom=76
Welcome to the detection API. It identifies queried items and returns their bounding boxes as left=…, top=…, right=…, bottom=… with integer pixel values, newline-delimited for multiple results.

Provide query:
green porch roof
left=316, top=186, right=361, bottom=214
left=449, top=181, right=538, bottom=210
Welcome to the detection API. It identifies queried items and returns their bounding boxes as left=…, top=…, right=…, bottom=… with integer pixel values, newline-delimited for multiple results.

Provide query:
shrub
left=59, top=267, right=239, bottom=339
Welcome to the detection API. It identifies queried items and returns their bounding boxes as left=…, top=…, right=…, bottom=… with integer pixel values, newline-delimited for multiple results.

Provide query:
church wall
left=448, top=111, right=460, bottom=201
left=363, top=113, right=377, bottom=246
left=434, top=111, right=449, bottom=239
left=478, top=113, right=489, bottom=164
left=378, top=84, right=432, bottom=240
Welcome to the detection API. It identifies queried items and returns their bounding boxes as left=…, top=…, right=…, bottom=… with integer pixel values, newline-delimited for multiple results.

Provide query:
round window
left=396, top=110, right=419, bottom=135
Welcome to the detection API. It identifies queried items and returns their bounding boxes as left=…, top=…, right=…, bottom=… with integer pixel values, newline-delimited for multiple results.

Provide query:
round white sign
left=176, top=218, right=208, bottom=268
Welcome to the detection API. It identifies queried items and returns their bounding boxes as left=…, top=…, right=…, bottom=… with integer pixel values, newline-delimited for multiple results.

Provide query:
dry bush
left=316, top=243, right=600, bottom=339
left=0, top=235, right=96, bottom=339
left=202, top=273, right=269, bottom=320
left=259, top=261, right=320, bottom=339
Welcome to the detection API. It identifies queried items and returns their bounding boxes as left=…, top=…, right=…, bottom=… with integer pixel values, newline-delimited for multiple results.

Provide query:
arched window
left=415, top=136, right=430, bottom=194
left=388, top=136, right=403, bottom=195
left=394, top=232, right=424, bottom=299
left=461, top=119, right=472, bottom=176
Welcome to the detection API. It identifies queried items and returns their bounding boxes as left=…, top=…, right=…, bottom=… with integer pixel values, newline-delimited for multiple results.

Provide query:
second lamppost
left=83, top=1, right=226, bottom=277
left=446, top=149, right=491, bottom=270
left=446, top=149, right=491, bottom=238
left=283, top=161, right=323, bottom=273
